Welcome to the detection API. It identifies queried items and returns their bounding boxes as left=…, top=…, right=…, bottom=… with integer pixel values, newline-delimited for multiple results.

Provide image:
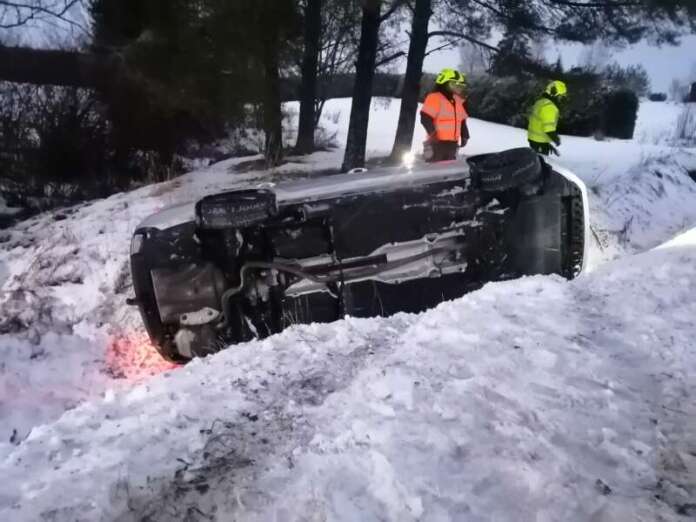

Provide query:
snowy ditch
left=1, top=99, right=696, bottom=519
left=585, top=150, right=696, bottom=264
left=0, top=158, right=323, bottom=452
left=1, top=240, right=696, bottom=520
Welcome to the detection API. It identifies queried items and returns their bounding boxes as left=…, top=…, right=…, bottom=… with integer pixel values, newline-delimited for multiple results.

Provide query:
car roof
left=274, top=160, right=470, bottom=205
left=136, top=159, right=471, bottom=231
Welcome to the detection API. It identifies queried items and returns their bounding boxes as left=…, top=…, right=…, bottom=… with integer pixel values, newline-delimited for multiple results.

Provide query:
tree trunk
left=262, top=28, right=284, bottom=167
left=294, top=0, right=322, bottom=154
left=0, top=45, right=119, bottom=89
left=390, top=0, right=431, bottom=161
left=341, top=0, right=381, bottom=173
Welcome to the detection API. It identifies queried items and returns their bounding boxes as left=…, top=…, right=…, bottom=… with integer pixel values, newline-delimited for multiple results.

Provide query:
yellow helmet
left=436, top=68, right=466, bottom=86
left=545, top=80, right=568, bottom=98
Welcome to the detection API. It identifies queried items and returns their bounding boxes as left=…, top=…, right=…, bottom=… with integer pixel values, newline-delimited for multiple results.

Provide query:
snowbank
left=1, top=235, right=695, bottom=521
left=0, top=157, right=326, bottom=449
left=633, top=101, right=687, bottom=145
left=1, top=97, right=695, bottom=520
left=587, top=151, right=696, bottom=262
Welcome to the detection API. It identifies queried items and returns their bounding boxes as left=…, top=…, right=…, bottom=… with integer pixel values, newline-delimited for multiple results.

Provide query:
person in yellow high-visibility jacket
left=528, top=80, right=567, bottom=156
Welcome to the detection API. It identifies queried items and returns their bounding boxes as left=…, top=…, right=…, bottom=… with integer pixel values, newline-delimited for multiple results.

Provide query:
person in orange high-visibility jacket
left=420, top=68, right=469, bottom=162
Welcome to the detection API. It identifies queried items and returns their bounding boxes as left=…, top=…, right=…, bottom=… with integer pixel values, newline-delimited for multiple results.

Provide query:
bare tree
left=389, top=0, right=432, bottom=161
left=294, top=0, right=322, bottom=154
left=314, top=2, right=360, bottom=123
left=341, top=0, right=383, bottom=172
left=341, top=0, right=405, bottom=172
left=312, top=0, right=402, bottom=140
left=0, top=0, right=84, bottom=30
left=293, top=0, right=366, bottom=154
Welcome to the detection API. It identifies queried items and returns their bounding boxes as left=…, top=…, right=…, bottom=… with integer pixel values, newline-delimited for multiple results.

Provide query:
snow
left=586, top=151, right=696, bottom=261
left=659, top=226, right=696, bottom=250
left=0, top=195, right=22, bottom=218
left=1, top=97, right=696, bottom=521
left=2, top=244, right=696, bottom=520
left=0, top=157, right=318, bottom=448
left=633, top=101, right=687, bottom=145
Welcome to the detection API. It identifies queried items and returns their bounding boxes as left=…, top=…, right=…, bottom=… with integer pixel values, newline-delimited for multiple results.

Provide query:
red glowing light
left=106, top=331, right=180, bottom=382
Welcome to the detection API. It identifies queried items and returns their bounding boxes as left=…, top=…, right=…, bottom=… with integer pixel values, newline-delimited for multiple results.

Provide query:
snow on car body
left=129, top=149, right=588, bottom=361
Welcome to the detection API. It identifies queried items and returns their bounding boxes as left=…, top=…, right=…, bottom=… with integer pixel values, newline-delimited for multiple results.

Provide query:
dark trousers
left=529, top=140, right=552, bottom=156
left=425, top=141, right=458, bottom=162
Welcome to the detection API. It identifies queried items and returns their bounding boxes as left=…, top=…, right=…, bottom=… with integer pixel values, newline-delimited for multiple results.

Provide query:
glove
left=549, top=145, right=560, bottom=156
left=422, top=140, right=434, bottom=161
left=460, top=139, right=468, bottom=148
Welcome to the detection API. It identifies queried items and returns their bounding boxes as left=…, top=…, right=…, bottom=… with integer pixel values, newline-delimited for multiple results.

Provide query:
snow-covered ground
left=1, top=98, right=695, bottom=521
left=633, top=101, right=688, bottom=145
left=0, top=195, right=22, bottom=217
left=3, top=234, right=696, bottom=521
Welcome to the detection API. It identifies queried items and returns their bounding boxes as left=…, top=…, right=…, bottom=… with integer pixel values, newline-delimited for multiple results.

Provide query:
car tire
left=467, top=148, right=542, bottom=192
left=564, top=186, right=586, bottom=279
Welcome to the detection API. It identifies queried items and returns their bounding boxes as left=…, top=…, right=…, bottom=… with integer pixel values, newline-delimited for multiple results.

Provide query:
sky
left=424, top=35, right=696, bottom=93
left=2, top=4, right=694, bottom=94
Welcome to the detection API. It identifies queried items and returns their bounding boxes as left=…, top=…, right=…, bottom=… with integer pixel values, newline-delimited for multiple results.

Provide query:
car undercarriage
left=129, top=149, right=588, bottom=361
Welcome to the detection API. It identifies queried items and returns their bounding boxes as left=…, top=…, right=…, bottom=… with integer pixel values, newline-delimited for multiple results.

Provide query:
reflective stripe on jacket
left=421, top=92, right=468, bottom=142
left=527, top=97, right=559, bottom=144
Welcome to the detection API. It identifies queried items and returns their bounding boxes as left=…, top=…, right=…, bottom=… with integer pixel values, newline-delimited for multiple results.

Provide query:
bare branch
left=0, top=0, right=85, bottom=31
left=424, top=40, right=458, bottom=57
left=375, top=50, right=406, bottom=67
left=379, top=0, right=406, bottom=22
left=548, top=0, right=640, bottom=7
left=427, top=30, right=499, bottom=52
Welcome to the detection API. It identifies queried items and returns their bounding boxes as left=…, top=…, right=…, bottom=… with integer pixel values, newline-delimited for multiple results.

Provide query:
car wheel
left=467, top=148, right=542, bottom=192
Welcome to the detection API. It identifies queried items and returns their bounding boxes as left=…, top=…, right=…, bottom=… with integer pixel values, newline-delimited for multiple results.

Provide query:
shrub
left=0, top=82, right=191, bottom=212
left=603, top=89, right=639, bottom=139
left=459, top=73, right=639, bottom=139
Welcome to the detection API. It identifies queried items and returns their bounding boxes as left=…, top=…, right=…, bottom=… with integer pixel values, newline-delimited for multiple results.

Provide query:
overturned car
left=129, top=148, right=588, bottom=362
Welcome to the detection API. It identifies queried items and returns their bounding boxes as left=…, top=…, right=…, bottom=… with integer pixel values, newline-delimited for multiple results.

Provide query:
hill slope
left=1, top=98, right=695, bottom=521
